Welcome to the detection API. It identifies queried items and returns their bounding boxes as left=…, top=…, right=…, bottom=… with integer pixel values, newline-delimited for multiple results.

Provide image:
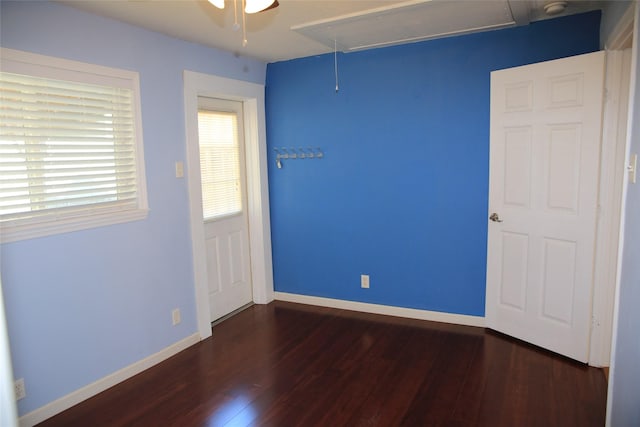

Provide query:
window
left=197, top=107, right=243, bottom=220
left=0, top=48, right=147, bottom=242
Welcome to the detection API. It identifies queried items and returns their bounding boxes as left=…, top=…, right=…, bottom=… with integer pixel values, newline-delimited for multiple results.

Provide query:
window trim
left=0, top=48, right=148, bottom=243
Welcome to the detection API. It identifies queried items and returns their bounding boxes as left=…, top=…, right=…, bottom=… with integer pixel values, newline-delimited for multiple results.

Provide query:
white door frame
left=590, top=3, right=636, bottom=367
left=590, top=49, right=631, bottom=366
left=183, top=70, right=274, bottom=339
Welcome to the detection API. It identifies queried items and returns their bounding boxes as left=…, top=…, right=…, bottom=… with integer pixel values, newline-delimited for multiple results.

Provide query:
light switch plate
left=629, top=153, right=637, bottom=184
left=14, top=378, right=25, bottom=400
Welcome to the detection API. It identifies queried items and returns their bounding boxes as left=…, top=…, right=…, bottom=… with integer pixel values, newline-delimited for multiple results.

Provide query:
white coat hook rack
left=273, top=146, right=324, bottom=169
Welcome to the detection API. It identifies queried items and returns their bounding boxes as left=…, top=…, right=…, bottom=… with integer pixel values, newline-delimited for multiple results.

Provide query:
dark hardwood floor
left=38, top=301, right=607, bottom=427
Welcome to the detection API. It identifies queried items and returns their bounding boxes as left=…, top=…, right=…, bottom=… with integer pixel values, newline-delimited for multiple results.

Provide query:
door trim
left=590, top=49, right=631, bottom=367
left=592, top=1, right=636, bottom=370
left=183, top=70, right=274, bottom=339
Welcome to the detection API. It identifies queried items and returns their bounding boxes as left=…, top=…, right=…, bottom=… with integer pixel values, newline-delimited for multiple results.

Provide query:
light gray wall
left=608, top=2, right=640, bottom=426
left=0, top=0, right=266, bottom=418
left=600, top=1, right=633, bottom=48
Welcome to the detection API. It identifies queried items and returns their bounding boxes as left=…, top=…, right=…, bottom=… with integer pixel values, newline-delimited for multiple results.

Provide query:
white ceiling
left=58, top=0, right=606, bottom=63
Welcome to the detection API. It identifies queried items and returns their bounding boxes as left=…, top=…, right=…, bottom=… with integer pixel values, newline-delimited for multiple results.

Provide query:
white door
left=486, top=51, right=606, bottom=363
left=197, top=97, right=253, bottom=322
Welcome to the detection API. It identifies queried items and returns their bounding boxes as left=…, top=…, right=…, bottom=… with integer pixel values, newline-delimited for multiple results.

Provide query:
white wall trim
left=183, top=70, right=274, bottom=339
left=18, top=333, right=199, bottom=427
left=590, top=49, right=632, bottom=367
left=274, top=292, right=486, bottom=328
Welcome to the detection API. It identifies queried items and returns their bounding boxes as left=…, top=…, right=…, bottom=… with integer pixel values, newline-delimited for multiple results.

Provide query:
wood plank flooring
left=38, top=301, right=607, bottom=426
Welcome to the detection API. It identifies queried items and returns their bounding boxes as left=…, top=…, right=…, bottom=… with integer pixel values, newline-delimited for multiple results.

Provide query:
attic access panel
left=291, top=0, right=517, bottom=53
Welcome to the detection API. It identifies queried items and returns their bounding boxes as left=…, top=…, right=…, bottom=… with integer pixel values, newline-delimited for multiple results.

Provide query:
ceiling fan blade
left=258, top=0, right=279, bottom=13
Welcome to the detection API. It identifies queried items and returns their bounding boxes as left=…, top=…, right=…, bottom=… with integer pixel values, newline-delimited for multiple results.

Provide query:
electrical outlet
left=172, top=308, right=181, bottom=326
left=361, top=274, right=370, bottom=289
left=175, top=161, right=184, bottom=178
left=14, top=378, right=26, bottom=401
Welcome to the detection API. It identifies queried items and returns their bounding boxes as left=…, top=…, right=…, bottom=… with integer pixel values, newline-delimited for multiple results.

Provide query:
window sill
left=0, top=208, right=149, bottom=244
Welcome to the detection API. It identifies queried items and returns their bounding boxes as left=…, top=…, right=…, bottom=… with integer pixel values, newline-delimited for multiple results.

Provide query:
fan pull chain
left=233, top=0, right=240, bottom=31
left=242, top=0, right=248, bottom=46
left=334, top=40, right=339, bottom=93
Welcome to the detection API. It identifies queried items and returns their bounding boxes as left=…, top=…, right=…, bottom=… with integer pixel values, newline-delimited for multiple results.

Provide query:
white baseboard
left=18, top=296, right=483, bottom=426
left=19, top=333, right=200, bottom=427
left=274, top=292, right=486, bottom=328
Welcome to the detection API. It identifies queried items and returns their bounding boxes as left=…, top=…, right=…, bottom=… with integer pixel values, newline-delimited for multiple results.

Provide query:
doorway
left=183, top=71, right=274, bottom=339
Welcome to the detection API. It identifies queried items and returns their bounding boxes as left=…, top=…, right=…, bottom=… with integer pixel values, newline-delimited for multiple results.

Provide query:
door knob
left=489, top=213, right=503, bottom=223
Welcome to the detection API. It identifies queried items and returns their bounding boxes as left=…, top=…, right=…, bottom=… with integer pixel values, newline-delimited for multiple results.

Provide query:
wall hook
left=273, top=148, right=283, bottom=169
left=272, top=146, right=324, bottom=169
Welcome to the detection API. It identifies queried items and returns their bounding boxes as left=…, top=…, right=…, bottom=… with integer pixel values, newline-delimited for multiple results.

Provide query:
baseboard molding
left=274, top=292, right=486, bottom=328
left=19, top=333, right=200, bottom=427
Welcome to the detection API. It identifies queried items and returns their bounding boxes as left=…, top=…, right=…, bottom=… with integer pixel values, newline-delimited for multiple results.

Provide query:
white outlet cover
left=175, top=161, right=184, bottom=178
left=172, top=308, right=181, bottom=325
left=361, top=274, right=370, bottom=288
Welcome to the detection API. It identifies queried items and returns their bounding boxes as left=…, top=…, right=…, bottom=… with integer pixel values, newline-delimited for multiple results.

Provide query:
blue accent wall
left=265, top=11, right=601, bottom=316
left=0, top=0, right=265, bottom=417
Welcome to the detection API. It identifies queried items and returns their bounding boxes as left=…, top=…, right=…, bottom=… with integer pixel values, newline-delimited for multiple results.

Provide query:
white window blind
left=0, top=48, right=147, bottom=242
left=197, top=110, right=242, bottom=220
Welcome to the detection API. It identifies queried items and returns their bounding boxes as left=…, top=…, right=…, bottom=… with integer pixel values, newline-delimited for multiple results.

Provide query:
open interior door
left=486, top=51, right=606, bottom=363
